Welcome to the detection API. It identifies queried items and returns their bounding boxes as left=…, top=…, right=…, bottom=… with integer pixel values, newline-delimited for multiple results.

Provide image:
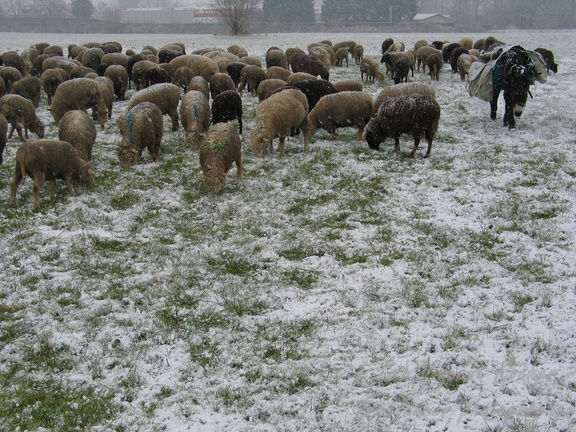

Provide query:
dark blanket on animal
left=467, top=45, right=547, bottom=102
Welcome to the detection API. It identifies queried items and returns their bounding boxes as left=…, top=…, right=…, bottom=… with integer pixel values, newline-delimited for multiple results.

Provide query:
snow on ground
left=1, top=30, right=576, bottom=431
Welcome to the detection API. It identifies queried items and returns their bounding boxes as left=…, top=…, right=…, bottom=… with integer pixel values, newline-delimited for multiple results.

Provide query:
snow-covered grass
left=1, top=30, right=575, bottom=431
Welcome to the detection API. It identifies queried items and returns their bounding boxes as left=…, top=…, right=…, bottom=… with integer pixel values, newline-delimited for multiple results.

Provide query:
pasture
left=0, top=30, right=575, bottom=431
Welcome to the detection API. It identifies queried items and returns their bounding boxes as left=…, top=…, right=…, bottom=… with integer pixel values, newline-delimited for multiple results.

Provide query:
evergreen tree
left=262, top=0, right=315, bottom=23
left=321, top=0, right=350, bottom=22
left=71, top=0, right=94, bottom=18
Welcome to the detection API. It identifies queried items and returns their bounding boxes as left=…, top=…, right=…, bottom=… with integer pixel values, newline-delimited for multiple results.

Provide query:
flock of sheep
left=0, top=36, right=558, bottom=207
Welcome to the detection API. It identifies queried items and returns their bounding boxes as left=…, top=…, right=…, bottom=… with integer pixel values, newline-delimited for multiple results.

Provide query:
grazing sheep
left=250, top=88, right=309, bottom=156
left=226, top=62, right=248, bottom=87
left=0, top=94, right=45, bottom=141
left=211, top=90, right=243, bottom=134
left=101, top=53, right=129, bottom=69
left=44, top=45, right=64, bottom=57
left=238, top=65, right=265, bottom=96
left=70, top=66, right=97, bottom=79
left=228, top=44, right=248, bottom=58
left=200, top=122, right=243, bottom=193
left=81, top=47, right=105, bottom=70
left=10, top=139, right=95, bottom=208
left=289, top=53, right=329, bottom=80
left=353, top=44, right=364, bottom=64
left=442, top=43, right=461, bottom=62
left=414, top=40, right=429, bottom=52
left=333, top=79, right=363, bottom=92
left=188, top=76, right=210, bottom=98
left=0, top=113, right=7, bottom=164
left=380, top=51, right=415, bottom=77
left=534, top=48, right=558, bottom=73
left=306, top=91, right=374, bottom=141
left=415, top=46, right=444, bottom=73
left=287, top=79, right=338, bottom=110
left=335, top=47, right=350, bottom=67
left=257, top=78, right=287, bottom=102
left=49, top=78, right=107, bottom=129
left=11, top=76, right=42, bottom=108
left=385, top=42, right=406, bottom=53
left=172, top=66, right=193, bottom=92
left=392, top=57, right=411, bottom=84
left=459, top=37, right=474, bottom=50
left=265, top=66, right=292, bottom=82
left=41, top=68, right=64, bottom=103
left=93, top=76, right=115, bottom=119
left=287, top=72, right=317, bottom=83
left=30, top=54, right=51, bottom=77
left=146, top=66, right=171, bottom=87
left=426, top=53, right=442, bottom=81
left=158, top=48, right=183, bottom=64
left=457, top=54, right=478, bottom=81
left=117, top=102, right=164, bottom=166
left=374, top=82, right=436, bottom=111
left=180, top=90, right=211, bottom=149
left=365, top=95, right=441, bottom=158
left=122, top=83, right=181, bottom=131
left=185, top=54, right=219, bottom=82
left=0, top=76, right=5, bottom=97
left=309, top=45, right=334, bottom=69
left=360, top=58, right=384, bottom=83
left=104, top=64, right=129, bottom=100
left=0, top=66, right=22, bottom=92
left=209, top=72, right=235, bottom=99
left=42, top=56, right=82, bottom=74
left=58, top=110, right=97, bottom=161
left=1, top=51, right=26, bottom=75
left=131, top=60, right=158, bottom=90
left=332, top=41, right=356, bottom=55
left=266, top=49, right=289, bottom=70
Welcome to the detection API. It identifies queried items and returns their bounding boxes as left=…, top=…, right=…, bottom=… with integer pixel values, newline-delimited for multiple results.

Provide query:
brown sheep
left=104, top=65, right=129, bottom=100
left=335, top=47, right=350, bottom=67
left=188, top=76, right=210, bottom=98
left=257, top=78, right=287, bottom=102
left=172, top=66, right=193, bottom=92
left=58, top=110, right=97, bottom=161
left=306, top=91, right=374, bottom=141
left=360, top=58, right=384, bottom=83
left=0, top=94, right=45, bottom=141
left=238, top=65, right=265, bottom=96
left=117, top=102, right=164, bottom=166
left=374, top=82, right=436, bottom=112
left=93, top=76, right=115, bottom=119
left=289, top=53, right=329, bottom=80
left=265, top=49, right=289, bottom=70
left=200, top=122, right=243, bottom=194
left=426, top=53, right=442, bottom=81
left=365, top=95, right=441, bottom=158
left=49, top=78, right=107, bottom=129
left=333, top=80, right=363, bottom=92
left=10, top=139, right=95, bottom=208
left=209, top=72, right=235, bottom=99
left=40, top=69, right=63, bottom=104
left=11, top=76, right=42, bottom=108
left=265, top=66, right=292, bottom=82
left=353, top=45, right=364, bottom=64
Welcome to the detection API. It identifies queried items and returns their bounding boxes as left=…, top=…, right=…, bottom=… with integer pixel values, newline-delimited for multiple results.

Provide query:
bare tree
left=4, top=0, right=31, bottom=17
left=212, top=0, right=259, bottom=35
left=34, top=0, right=68, bottom=15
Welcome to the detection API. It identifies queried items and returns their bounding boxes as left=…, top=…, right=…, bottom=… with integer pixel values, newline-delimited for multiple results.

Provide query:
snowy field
left=1, top=30, right=575, bottom=431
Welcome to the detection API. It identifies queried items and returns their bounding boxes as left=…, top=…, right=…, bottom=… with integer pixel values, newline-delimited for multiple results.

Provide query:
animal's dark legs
left=490, top=88, right=501, bottom=121
left=503, top=92, right=516, bottom=129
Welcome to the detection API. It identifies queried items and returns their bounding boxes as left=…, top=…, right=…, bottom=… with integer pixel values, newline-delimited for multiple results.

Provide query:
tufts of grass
left=510, top=292, right=537, bottom=313
left=0, top=377, right=116, bottom=431
left=110, top=191, right=140, bottom=210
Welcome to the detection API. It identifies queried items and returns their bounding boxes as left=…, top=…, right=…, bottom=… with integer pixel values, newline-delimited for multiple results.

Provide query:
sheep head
left=30, top=117, right=45, bottom=138
left=117, top=144, right=141, bottom=167
left=75, top=162, right=96, bottom=186
left=202, top=171, right=226, bottom=194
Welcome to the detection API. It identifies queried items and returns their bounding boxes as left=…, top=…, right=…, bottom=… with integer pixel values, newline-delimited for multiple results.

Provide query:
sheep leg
left=169, top=110, right=179, bottom=131
left=278, top=137, right=286, bottom=156
left=235, top=158, right=243, bottom=178
left=394, top=137, right=401, bottom=154
left=9, top=167, right=23, bottom=206
left=410, top=137, right=421, bottom=158
left=237, top=114, right=243, bottom=135
left=32, top=173, right=45, bottom=208
left=65, top=178, right=76, bottom=198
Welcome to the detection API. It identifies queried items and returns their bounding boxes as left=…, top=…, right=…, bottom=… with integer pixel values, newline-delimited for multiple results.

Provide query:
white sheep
left=180, top=90, right=211, bottom=149
left=250, top=88, right=309, bottom=157
left=374, top=82, right=436, bottom=112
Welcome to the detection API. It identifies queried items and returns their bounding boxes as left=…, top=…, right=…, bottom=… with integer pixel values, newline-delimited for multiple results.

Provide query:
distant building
left=412, top=13, right=451, bottom=24
left=120, top=7, right=221, bottom=24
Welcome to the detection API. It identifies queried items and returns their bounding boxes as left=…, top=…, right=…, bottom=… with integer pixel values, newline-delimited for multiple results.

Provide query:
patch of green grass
left=0, top=377, right=116, bottom=431
left=287, top=193, right=336, bottom=215
left=206, top=255, right=258, bottom=277
left=284, top=269, right=320, bottom=290
left=417, top=360, right=467, bottom=391
left=110, top=191, right=140, bottom=210
left=401, top=279, right=430, bottom=309
left=190, top=337, right=220, bottom=367
left=510, top=292, right=536, bottom=313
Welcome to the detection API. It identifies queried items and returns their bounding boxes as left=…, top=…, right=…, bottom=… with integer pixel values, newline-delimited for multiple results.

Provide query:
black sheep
left=211, top=90, right=243, bottom=135
left=534, top=48, right=558, bottom=73
left=381, top=38, right=394, bottom=54
left=442, top=43, right=461, bottom=63
left=365, top=95, right=440, bottom=158
left=449, top=47, right=469, bottom=73
left=393, top=58, right=410, bottom=84
left=287, top=79, right=338, bottom=110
